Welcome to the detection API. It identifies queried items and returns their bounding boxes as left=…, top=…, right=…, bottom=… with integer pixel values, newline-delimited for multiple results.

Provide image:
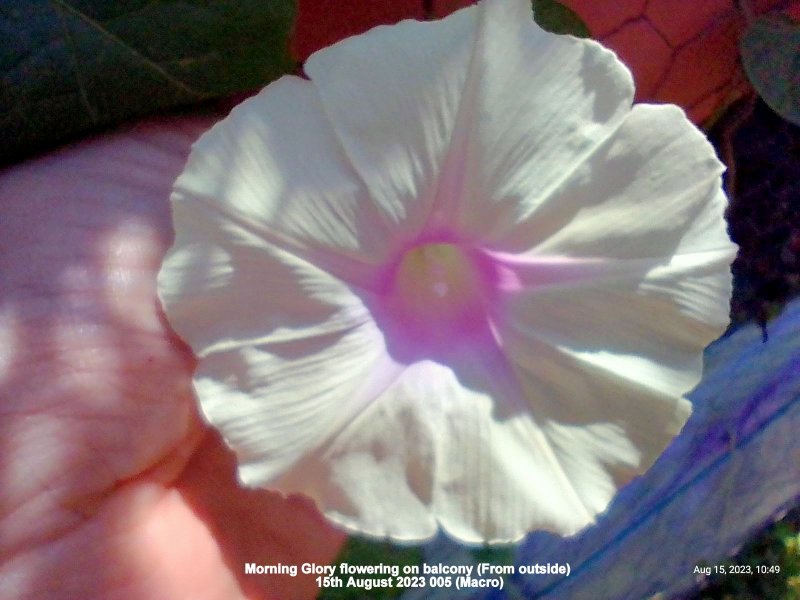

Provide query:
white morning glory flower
left=157, top=0, right=736, bottom=543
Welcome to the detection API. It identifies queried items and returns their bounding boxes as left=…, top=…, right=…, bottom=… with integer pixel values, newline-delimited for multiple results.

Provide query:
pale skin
left=0, top=112, right=346, bottom=600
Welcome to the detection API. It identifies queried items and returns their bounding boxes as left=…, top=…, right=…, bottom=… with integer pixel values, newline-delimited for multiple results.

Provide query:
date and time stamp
left=694, top=563, right=782, bottom=576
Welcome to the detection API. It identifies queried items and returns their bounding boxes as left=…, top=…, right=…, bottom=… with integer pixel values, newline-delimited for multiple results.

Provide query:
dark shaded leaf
left=0, top=0, right=295, bottom=165
left=714, top=99, right=800, bottom=329
left=532, top=0, right=589, bottom=38
left=740, top=14, right=800, bottom=127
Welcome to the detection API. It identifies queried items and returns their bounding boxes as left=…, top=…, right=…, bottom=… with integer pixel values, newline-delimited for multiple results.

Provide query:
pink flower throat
left=373, top=240, right=501, bottom=358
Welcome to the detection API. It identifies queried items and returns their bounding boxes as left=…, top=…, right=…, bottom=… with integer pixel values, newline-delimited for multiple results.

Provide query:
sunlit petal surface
left=159, top=0, right=736, bottom=542
left=406, top=299, right=800, bottom=599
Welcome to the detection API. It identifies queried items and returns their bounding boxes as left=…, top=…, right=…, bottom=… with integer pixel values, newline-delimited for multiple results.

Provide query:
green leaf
left=469, top=544, right=515, bottom=567
left=531, top=0, right=590, bottom=38
left=740, top=14, right=800, bottom=127
left=319, top=537, right=424, bottom=600
left=0, top=0, right=295, bottom=165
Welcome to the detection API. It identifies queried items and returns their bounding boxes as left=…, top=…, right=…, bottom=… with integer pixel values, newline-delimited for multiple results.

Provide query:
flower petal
left=496, top=246, right=732, bottom=414
left=476, top=106, right=735, bottom=513
left=434, top=0, right=635, bottom=240
left=318, top=360, right=589, bottom=542
left=503, top=103, right=733, bottom=257
left=237, top=337, right=652, bottom=542
left=169, top=76, right=395, bottom=270
left=488, top=104, right=734, bottom=438
left=158, top=0, right=738, bottom=547
left=484, top=248, right=732, bottom=519
left=159, top=76, right=396, bottom=355
left=158, top=213, right=370, bottom=357
left=502, top=321, right=694, bottom=486
left=306, top=0, right=634, bottom=241
left=194, top=322, right=390, bottom=485
left=304, top=3, right=480, bottom=238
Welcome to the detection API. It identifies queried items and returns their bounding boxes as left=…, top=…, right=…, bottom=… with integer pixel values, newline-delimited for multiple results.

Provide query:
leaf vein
left=47, top=0, right=206, bottom=99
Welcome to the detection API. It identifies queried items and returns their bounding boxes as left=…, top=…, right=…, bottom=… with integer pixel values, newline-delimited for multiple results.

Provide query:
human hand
left=0, top=113, right=345, bottom=600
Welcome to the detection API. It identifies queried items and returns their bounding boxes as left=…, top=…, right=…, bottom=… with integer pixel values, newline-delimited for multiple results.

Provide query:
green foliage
left=531, top=0, right=590, bottom=38
left=740, top=14, right=800, bottom=127
left=470, top=543, right=515, bottom=567
left=695, top=506, right=800, bottom=599
left=0, top=0, right=295, bottom=165
left=318, top=537, right=424, bottom=600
